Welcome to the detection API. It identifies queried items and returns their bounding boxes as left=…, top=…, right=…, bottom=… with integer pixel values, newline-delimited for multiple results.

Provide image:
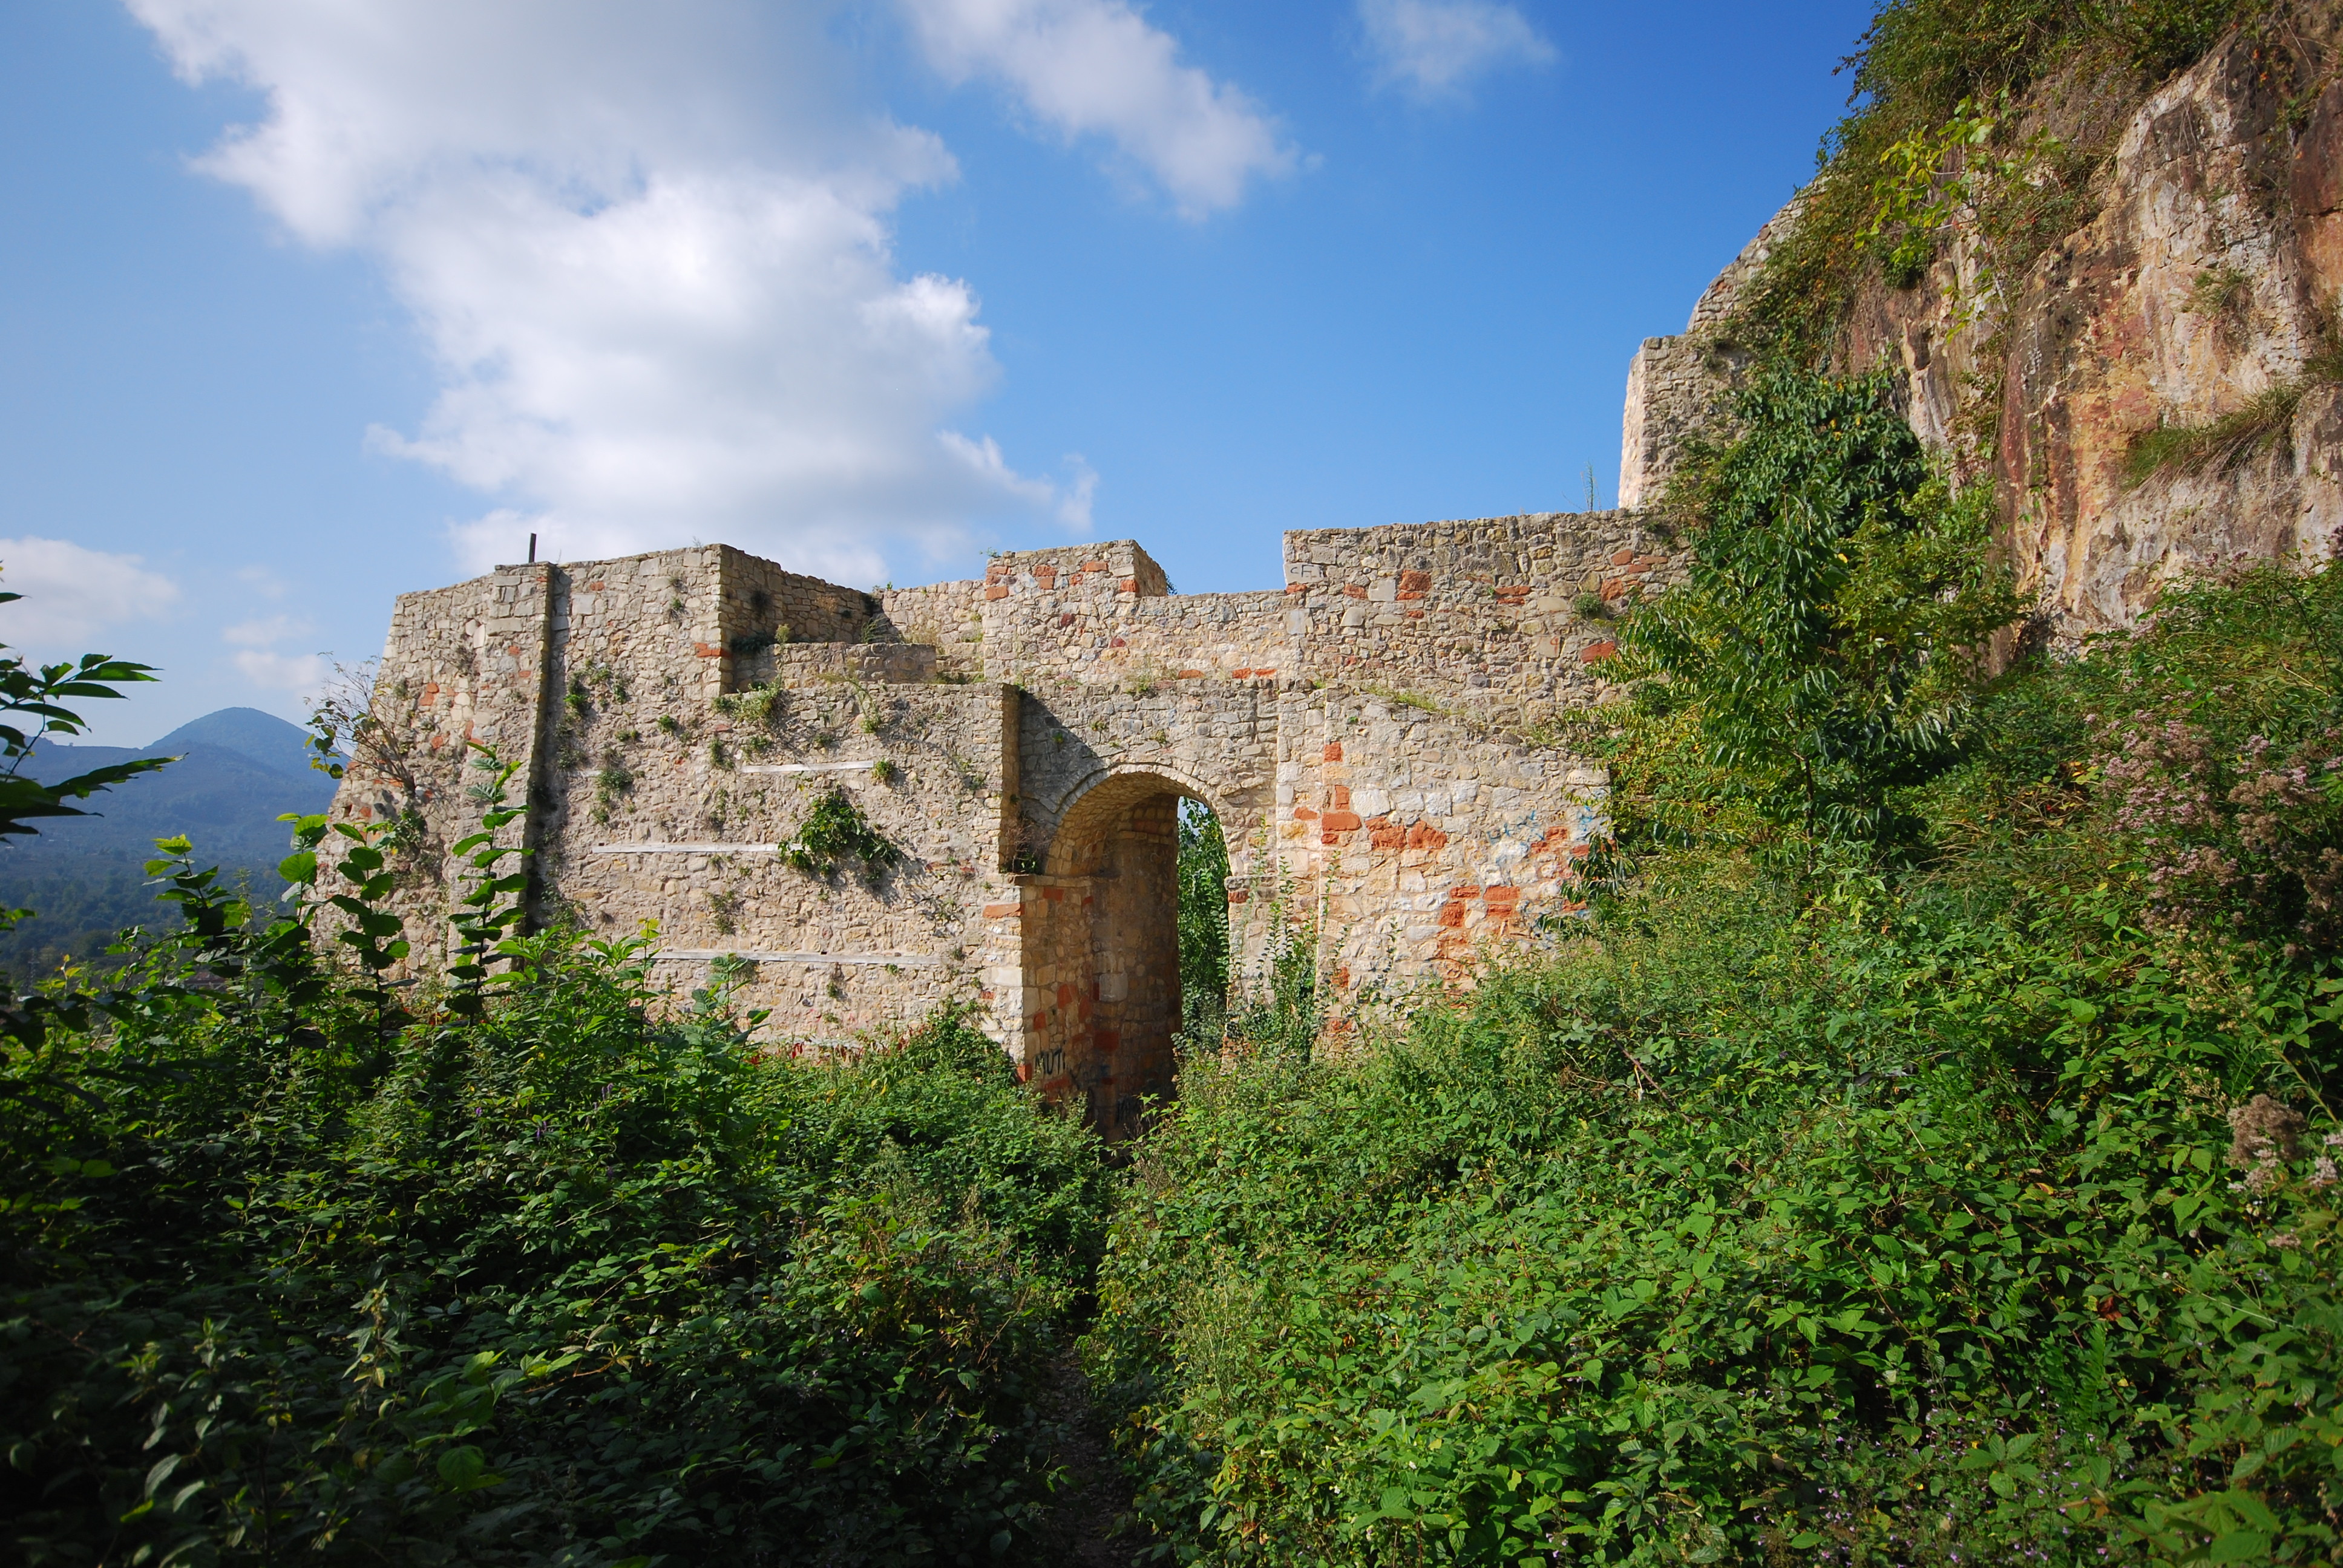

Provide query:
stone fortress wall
left=333, top=11, right=2343, bottom=1134
left=333, top=512, right=1678, bottom=1135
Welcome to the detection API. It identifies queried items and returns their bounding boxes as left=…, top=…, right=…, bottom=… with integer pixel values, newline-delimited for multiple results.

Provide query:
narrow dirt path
left=1034, top=1347, right=1148, bottom=1566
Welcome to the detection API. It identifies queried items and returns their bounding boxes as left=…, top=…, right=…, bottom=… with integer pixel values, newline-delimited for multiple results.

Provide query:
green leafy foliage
left=0, top=618, right=1112, bottom=1565
left=1091, top=694, right=2343, bottom=1564
left=444, top=747, right=532, bottom=1020
left=1089, top=379, right=2343, bottom=1563
left=1177, top=800, right=1230, bottom=1048
left=1736, top=0, right=2251, bottom=361
left=2, top=930, right=1111, bottom=1566
left=783, top=787, right=905, bottom=888
left=1610, top=367, right=2020, bottom=862
left=0, top=595, right=166, bottom=849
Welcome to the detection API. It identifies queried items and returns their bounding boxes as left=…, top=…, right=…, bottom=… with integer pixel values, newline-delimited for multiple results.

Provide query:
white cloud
left=0, top=538, right=182, bottom=651
left=1358, top=0, right=1556, bottom=97
left=899, top=0, right=1297, bottom=217
left=232, top=648, right=332, bottom=695
left=126, top=0, right=1099, bottom=580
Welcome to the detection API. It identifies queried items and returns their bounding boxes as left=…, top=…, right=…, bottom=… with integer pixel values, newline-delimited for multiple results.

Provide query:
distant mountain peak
left=146, top=708, right=324, bottom=779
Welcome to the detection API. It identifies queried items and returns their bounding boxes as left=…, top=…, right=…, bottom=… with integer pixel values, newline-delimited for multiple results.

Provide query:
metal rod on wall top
left=528, top=532, right=537, bottom=563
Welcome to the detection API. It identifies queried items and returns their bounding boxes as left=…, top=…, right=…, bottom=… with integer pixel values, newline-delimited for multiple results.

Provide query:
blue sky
left=1, top=0, right=1872, bottom=745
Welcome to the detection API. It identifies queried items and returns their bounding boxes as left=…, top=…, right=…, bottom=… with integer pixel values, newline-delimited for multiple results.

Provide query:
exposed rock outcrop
left=1625, top=13, right=2343, bottom=642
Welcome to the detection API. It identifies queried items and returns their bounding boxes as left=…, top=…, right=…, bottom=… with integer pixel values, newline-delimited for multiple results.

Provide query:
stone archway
left=1020, top=765, right=1219, bottom=1138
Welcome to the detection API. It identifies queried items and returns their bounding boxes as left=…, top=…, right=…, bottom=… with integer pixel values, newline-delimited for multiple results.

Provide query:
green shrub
left=1, top=930, right=1108, bottom=1566
left=1610, top=366, right=2020, bottom=863
left=1090, top=412, right=2343, bottom=1566
left=1177, top=800, right=1231, bottom=1049
left=782, top=787, right=905, bottom=887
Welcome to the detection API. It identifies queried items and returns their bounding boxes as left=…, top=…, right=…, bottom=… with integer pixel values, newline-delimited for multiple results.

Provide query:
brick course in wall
left=331, top=512, right=1678, bottom=1133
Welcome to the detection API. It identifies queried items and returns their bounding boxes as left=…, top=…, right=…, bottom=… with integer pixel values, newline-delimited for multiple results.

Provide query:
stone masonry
left=330, top=515, right=1679, bottom=1134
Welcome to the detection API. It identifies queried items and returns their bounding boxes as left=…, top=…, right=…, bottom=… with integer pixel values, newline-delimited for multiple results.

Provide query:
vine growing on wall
left=784, top=787, right=905, bottom=888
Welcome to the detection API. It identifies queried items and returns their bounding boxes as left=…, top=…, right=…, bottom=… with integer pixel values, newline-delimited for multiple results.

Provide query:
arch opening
left=1021, top=769, right=1228, bottom=1139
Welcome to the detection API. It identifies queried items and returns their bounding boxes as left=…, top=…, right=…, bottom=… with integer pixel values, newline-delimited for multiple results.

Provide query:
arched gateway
left=328, top=523, right=1671, bottom=1131
left=1015, top=765, right=1224, bottom=1136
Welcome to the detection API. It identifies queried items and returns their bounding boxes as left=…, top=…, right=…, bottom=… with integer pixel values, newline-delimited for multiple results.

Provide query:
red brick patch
left=1321, top=810, right=1362, bottom=832
left=1083, top=559, right=1109, bottom=572
left=1043, top=886, right=1064, bottom=902
left=585, top=580, right=605, bottom=592
left=1398, top=569, right=1432, bottom=592
left=1294, top=806, right=1319, bottom=821
left=693, top=642, right=724, bottom=658
left=1580, top=640, right=1618, bottom=662
left=1178, top=669, right=1205, bottom=679
left=1323, top=742, right=1343, bottom=762
left=1368, top=818, right=1406, bottom=849
left=1118, top=578, right=1138, bottom=592
left=1407, top=822, right=1448, bottom=851
left=982, top=903, right=1021, bottom=919
left=986, top=584, right=1010, bottom=600
left=1611, top=549, right=1634, bottom=565
left=1343, top=584, right=1367, bottom=599
left=1058, top=613, right=1077, bottom=628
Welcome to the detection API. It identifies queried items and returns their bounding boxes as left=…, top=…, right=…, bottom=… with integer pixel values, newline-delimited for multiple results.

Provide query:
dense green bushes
left=3, top=896, right=1109, bottom=1565
left=1086, top=368, right=2343, bottom=1564
left=1091, top=855, right=2341, bottom=1563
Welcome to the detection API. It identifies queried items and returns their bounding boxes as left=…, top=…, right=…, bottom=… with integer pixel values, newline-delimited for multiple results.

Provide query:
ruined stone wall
left=876, top=578, right=987, bottom=678
left=332, top=563, right=562, bottom=970
left=335, top=508, right=1671, bottom=1123
left=1279, top=512, right=1682, bottom=722
left=1253, top=687, right=1607, bottom=1026
left=1617, top=204, right=1799, bottom=510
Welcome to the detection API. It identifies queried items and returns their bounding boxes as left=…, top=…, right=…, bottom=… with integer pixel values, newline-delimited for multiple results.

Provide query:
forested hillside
left=0, top=709, right=336, bottom=980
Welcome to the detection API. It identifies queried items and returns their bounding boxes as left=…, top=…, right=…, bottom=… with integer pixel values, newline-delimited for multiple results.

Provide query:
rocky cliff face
left=1625, top=14, right=2343, bottom=643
